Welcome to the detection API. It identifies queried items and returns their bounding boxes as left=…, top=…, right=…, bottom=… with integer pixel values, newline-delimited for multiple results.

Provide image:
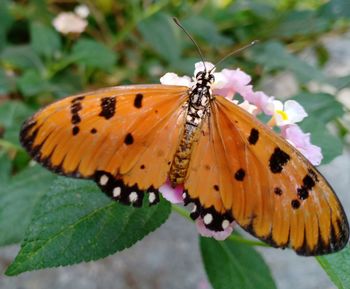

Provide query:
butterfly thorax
left=169, top=70, right=214, bottom=185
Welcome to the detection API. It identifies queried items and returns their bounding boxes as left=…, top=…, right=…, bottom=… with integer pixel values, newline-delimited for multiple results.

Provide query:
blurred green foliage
left=1, top=0, right=350, bottom=288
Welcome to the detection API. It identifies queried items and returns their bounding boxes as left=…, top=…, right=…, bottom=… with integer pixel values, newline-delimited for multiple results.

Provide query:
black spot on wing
left=213, top=185, right=219, bottom=191
left=234, top=168, right=245, bottom=181
left=274, top=187, right=282, bottom=196
left=291, top=199, right=300, bottom=209
left=269, top=147, right=290, bottom=173
left=303, top=174, right=316, bottom=190
left=134, top=93, right=143, bottom=108
left=297, top=173, right=317, bottom=200
left=72, top=126, right=80, bottom=136
left=70, top=100, right=83, bottom=124
left=99, top=97, right=116, bottom=119
left=72, top=96, right=85, bottom=103
left=124, top=133, right=134, bottom=145
left=297, top=187, right=309, bottom=200
left=248, top=128, right=259, bottom=145
left=90, top=128, right=97, bottom=134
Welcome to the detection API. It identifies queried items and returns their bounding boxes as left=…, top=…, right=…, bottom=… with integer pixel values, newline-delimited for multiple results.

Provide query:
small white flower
left=160, top=72, right=193, bottom=87
left=52, top=12, right=88, bottom=35
left=272, top=100, right=308, bottom=126
left=74, top=5, right=90, bottom=18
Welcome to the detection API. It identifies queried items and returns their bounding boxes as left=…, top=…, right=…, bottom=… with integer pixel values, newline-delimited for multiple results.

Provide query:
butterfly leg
left=95, top=171, right=160, bottom=207
left=182, top=191, right=234, bottom=231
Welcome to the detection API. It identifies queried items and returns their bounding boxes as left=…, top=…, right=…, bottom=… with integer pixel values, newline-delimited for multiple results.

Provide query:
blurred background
left=0, top=0, right=350, bottom=288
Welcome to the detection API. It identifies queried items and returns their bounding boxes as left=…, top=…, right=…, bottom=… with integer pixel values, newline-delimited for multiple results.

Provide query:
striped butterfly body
left=20, top=68, right=349, bottom=256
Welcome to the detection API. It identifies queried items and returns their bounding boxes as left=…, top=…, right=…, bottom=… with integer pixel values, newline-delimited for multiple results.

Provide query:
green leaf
left=319, top=0, right=350, bottom=19
left=274, top=11, right=330, bottom=37
left=317, top=245, right=350, bottom=289
left=49, top=71, right=83, bottom=98
left=181, top=16, right=233, bottom=49
left=292, top=92, right=344, bottom=124
left=0, top=0, right=13, bottom=51
left=0, top=152, right=12, bottom=184
left=6, top=178, right=171, bottom=275
left=251, top=41, right=325, bottom=83
left=0, top=45, right=44, bottom=71
left=0, top=68, right=15, bottom=94
left=200, top=236, right=277, bottom=289
left=0, top=165, right=55, bottom=246
left=17, top=69, right=50, bottom=97
left=328, top=75, right=350, bottom=90
left=0, top=101, right=34, bottom=145
left=138, top=13, right=181, bottom=63
left=70, top=39, right=117, bottom=72
left=299, top=118, right=343, bottom=164
left=30, top=22, right=61, bottom=58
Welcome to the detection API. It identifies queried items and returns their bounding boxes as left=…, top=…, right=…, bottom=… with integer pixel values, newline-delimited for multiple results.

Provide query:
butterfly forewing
left=207, top=95, right=349, bottom=255
left=20, top=84, right=189, bottom=192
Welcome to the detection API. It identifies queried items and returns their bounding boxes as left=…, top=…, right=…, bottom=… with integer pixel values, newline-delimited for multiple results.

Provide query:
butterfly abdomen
left=169, top=78, right=212, bottom=185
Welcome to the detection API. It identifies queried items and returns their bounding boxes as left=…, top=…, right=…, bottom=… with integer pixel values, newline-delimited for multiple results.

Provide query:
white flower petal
left=194, top=61, right=215, bottom=76
left=74, top=5, right=90, bottom=18
left=284, top=100, right=308, bottom=123
left=160, top=72, right=192, bottom=87
left=238, top=100, right=258, bottom=115
left=272, top=100, right=284, bottom=111
left=52, top=12, right=87, bottom=35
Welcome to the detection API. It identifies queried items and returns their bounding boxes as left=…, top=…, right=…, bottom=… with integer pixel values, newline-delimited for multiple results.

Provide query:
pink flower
left=196, top=217, right=235, bottom=240
left=244, top=90, right=275, bottom=115
left=159, top=179, right=184, bottom=204
left=281, top=125, right=323, bottom=165
left=213, top=68, right=252, bottom=100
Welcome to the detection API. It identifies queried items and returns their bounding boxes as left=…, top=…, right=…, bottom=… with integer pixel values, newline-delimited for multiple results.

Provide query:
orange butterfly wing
left=184, top=95, right=349, bottom=255
left=21, top=84, right=189, bottom=206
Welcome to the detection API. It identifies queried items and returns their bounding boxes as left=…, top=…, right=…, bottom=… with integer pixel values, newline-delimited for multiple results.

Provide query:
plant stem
left=0, top=139, right=23, bottom=152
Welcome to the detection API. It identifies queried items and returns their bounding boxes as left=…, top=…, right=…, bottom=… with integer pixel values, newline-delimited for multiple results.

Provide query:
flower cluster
left=52, top=5, right=90, bottom=35
left=159, top=62, right=323, bottom=240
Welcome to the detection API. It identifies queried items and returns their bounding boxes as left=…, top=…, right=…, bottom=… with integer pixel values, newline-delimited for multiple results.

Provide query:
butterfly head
left=195, top=70, right=215, bottom=87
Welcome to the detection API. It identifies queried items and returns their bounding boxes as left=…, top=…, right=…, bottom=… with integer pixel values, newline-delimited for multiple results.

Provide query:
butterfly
left=19, top=21, right=349, bottom=256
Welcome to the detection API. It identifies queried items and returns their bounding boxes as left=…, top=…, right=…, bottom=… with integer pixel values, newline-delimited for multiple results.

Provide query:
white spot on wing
left=203, top=213, right=213, bottom=225
left=113, top=187, right=121, bottom=197
left=222, top=219, right=230, bottom=230
left=129, top=191, right=138, bottom=202
left=191, top=204, right=197, bottom=213
left=99, top=175, right=108, bottom=186
left=149, top=192, right=156, bottom=203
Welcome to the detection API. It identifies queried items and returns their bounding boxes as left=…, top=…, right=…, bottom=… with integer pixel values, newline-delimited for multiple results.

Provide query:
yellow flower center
left=276, top=110, right=288, bottom=120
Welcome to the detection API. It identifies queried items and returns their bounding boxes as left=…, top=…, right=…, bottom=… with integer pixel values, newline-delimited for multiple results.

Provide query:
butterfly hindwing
left=20, top=84, right=189, bottom=206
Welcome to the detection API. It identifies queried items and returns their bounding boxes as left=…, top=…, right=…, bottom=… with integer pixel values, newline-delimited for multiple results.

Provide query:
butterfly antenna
left=173, top=17, right=207, bottom=71
left=210, top=40, right=259, bottom=72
